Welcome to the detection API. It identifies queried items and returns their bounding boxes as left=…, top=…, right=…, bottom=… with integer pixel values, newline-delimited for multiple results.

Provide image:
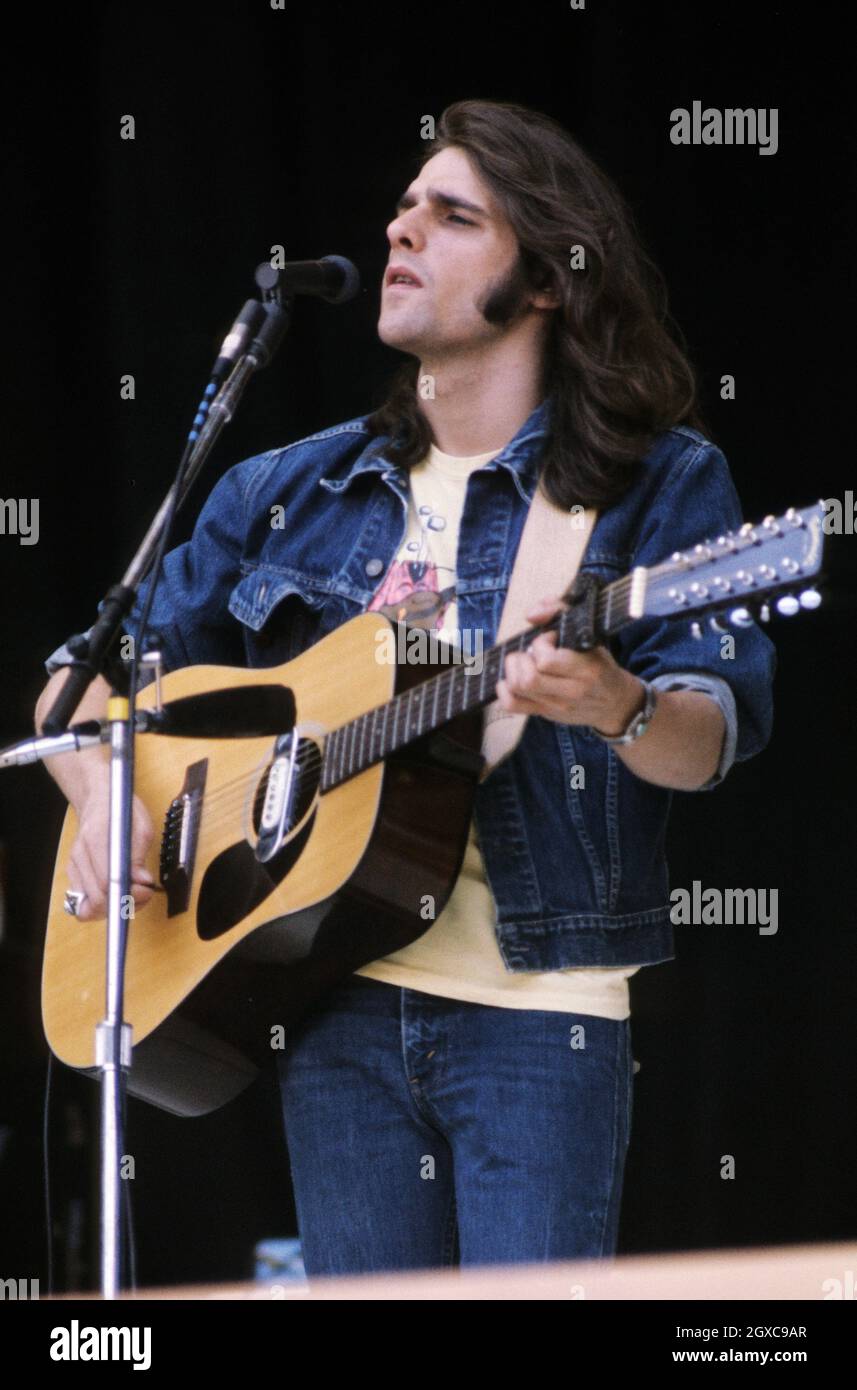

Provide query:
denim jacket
left=47, top=399, right=776, bottom=970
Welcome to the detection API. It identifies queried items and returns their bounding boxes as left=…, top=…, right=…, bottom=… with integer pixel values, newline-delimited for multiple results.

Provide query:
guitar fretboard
left=320, top=582, right=624, bottom=792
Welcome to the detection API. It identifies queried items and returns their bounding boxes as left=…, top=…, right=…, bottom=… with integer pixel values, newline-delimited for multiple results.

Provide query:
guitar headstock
left=639, top=501, right=826, bottom=635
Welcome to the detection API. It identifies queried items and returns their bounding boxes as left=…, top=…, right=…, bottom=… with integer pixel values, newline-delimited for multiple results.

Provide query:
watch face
left=631, top=687, right=655, bottom=738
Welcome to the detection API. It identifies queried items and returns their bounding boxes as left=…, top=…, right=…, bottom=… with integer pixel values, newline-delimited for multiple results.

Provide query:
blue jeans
left=275, top=974, right=634, bottom=1276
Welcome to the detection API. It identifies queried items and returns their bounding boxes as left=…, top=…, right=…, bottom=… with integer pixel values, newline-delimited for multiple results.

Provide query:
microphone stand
left=39, top=299, right=291, bottom=1299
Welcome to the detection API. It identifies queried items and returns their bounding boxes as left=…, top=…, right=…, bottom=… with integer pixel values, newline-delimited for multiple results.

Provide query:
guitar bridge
left=160, top=759, right=208, bottom=917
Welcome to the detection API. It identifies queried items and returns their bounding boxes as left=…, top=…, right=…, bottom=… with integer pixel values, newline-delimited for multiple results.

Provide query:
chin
left=377, top=320, right=419, bottom=353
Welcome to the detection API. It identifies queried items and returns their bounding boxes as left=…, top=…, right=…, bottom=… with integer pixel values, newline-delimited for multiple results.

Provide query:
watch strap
left=593, top=678, right=658, bottom=745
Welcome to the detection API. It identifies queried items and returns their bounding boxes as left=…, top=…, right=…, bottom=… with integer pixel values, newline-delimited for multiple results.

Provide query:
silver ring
left=63, top=889, right=87, bottom=917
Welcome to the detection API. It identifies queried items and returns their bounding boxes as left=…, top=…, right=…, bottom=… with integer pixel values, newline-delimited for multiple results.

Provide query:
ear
left=530, top=285, right=562, bottom=311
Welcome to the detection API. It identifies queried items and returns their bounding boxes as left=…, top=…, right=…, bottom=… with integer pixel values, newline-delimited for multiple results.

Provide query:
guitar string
left=158, top=566, right=690, bottom=847
left=171, top=627, right=537, bottom=833
left=159, top=536, right=768, bottom=861
left=161, top=558, right=728, bottom=845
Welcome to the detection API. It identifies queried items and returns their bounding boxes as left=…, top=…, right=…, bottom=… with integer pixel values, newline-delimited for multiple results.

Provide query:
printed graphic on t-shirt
left=367, top=501, right=456, bottom=632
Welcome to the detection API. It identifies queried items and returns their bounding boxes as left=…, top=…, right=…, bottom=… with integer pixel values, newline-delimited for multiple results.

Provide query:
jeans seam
left=399, top=990, right=451, bottom=1136
left=597, top=1021, right=627, bottom=1257
left=441, top=1188, right=458, bottom=1267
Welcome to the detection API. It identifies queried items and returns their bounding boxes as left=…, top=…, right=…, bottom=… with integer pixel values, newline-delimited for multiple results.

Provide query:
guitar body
left=42, top=612, right=486, bottom=1116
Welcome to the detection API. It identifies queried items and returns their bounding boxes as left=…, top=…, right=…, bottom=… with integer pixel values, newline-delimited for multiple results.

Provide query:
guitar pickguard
left=195, top=812, right=316, bottom=940
left=195, top=725, right=324, bottom=940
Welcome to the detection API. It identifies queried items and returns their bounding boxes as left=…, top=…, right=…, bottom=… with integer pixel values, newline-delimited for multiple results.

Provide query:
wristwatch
left=592, top=679, right=658, bottom=745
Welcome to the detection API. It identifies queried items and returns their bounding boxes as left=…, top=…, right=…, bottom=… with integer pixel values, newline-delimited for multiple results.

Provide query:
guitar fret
left=357, top=711, right=366, bottom=772
left=343, top=717, right=351, bottom=776
left=323, top=730, right=333, bottom=789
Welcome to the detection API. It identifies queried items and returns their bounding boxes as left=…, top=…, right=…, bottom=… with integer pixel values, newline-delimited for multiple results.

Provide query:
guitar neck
left=319, top=579, right=627, bottom=792
left=319, top=500, right=826, bottom=792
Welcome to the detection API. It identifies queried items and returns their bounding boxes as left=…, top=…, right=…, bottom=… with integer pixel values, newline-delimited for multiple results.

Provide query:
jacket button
left=365, top=558, right=384, bottom=577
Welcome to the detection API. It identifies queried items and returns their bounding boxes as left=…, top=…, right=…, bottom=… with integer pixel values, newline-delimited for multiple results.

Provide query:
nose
left=386, top=205, right=426, bottom=253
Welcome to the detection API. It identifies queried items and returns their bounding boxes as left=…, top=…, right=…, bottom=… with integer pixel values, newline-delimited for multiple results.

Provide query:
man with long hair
left=37, top=99, right=775, bottom=1275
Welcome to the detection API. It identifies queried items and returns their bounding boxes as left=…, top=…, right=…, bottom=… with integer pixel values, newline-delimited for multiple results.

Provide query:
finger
left=497, top=679, right=562, bottom=717
left=69, top=841, right=97, bottom=904
left=506, top=653, right=581, bottom=700
left=496, top=678, right=529, bottom=712
left=131, top=810, right=155, bottom=866
left=69, top=865, right=155, bottom=920
left=530, top=636, right=588, bottom=671
left=129, top=882, right=155, bottom=912
left=77, top=841, right=110, bottom=920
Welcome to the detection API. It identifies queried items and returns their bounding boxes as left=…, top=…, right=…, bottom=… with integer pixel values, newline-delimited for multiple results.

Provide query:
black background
left=0, top=0, right=854, bottom=1290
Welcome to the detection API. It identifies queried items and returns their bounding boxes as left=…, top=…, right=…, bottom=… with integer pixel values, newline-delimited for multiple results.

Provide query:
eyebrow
left=394, top=186, right=490, bottom=218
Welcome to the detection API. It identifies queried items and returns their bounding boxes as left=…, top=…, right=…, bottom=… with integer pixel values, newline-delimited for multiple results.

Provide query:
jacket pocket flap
left=228, top=569, right=330, bottom=633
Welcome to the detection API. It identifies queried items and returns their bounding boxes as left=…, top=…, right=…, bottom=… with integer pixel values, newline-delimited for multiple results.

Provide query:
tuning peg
left=759, top=603, right=771, bottom=623
left=775, top=595, right=800, bottom=617
left=799, top=588, right=822, bottom=609
left=690, top=621, right=703, bottom=640
left=708, top=615, right=729, bottom=633
left=728, top=607, right=754, bottom=627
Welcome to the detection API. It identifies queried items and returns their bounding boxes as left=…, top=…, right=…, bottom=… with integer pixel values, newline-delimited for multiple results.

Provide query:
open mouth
left=385, top=266, right=424, bottom=290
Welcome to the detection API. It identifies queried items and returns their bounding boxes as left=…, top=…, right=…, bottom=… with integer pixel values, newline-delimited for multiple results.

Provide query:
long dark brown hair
left=365, top=99, right=710, bottom=510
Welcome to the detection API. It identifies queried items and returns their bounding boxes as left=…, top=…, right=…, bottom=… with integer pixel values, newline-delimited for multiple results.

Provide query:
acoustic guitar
left=42, top=503, right=825, bottom=1116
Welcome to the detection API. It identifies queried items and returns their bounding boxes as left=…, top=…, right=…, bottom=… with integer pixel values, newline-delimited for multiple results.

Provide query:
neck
left=417, top=342, right=546, bottom=456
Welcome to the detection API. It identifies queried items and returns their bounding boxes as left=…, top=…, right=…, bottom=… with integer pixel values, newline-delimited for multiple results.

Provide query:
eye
left=446, top=213, right=475, bottom=225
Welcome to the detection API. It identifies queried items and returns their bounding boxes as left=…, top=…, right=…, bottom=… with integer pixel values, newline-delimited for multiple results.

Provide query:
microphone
left=211, top=299, right=269, bottom=385
left=254, top=255, right=360, bottom=305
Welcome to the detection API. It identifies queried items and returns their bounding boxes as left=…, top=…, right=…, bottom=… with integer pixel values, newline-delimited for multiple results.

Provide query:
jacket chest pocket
left=228, top=568, right=344, bottom=667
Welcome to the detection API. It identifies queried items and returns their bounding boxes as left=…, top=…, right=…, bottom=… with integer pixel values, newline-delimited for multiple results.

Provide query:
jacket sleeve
left=611, top=438, right=777, bottom=787
left=43, top=450, right=277, bottom=680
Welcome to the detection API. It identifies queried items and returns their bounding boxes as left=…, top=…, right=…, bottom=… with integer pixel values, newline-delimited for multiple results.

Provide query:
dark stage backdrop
left=0, top=0, right=854, bottom=1289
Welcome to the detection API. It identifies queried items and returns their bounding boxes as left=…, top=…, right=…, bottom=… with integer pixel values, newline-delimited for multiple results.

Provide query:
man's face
left=378, top=145, right=534, bottom=358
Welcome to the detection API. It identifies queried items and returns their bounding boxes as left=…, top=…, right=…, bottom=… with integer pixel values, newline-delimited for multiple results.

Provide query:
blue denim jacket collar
left=319, top=397, right=552, bottom=506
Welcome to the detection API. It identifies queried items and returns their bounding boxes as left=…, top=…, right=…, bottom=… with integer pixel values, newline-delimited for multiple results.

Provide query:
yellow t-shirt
left=355, top=440, right=639, bottom=1018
